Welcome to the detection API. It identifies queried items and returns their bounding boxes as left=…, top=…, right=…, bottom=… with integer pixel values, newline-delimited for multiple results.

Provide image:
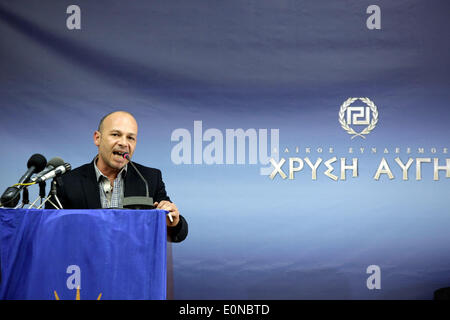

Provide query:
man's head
left=94, top=111, right=138, bottom=174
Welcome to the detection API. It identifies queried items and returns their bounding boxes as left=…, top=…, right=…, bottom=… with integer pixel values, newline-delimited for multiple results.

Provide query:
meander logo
left=339, top=97, right=378, bottom=139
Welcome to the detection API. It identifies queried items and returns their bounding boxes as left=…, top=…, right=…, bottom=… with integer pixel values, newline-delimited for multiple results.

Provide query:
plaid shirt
left=94, top=159, right=127, bottom=209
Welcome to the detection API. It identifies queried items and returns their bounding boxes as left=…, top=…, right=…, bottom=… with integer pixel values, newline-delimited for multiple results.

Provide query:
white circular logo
left=339, top=97, right=378, bottom=139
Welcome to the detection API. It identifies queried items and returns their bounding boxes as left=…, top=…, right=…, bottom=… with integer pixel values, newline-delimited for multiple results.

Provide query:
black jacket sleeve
left=167, top=215, right=188, bottom=243
left=154, top=169, right=188, bottom=243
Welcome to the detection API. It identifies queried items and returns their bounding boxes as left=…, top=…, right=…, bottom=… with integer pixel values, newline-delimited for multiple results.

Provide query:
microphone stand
left=15, top=187, right=30, bottom=209
left=23, top=188, right=29, bottom=207
left=123, top=157, right=154, bottom=210
left=37, top=179, right=63, bottom=209
left=29, top=182, right=47, bottom=209
left=121, top=156, right=172, bottom=222
left=39, top=182, right=46, bottom=205
left=51, top=179, right=64, bottom=209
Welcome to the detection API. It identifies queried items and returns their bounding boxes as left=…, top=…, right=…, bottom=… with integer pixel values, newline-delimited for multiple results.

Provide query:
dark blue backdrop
left=1, top=0, right=449, bottom=299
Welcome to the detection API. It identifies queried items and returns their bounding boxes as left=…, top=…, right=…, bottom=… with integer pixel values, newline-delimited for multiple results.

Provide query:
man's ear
left=93, top=131, right=101, bottom=147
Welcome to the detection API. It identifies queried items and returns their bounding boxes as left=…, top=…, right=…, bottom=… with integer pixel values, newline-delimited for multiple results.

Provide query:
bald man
left=49, top=111, right=187, bottom=242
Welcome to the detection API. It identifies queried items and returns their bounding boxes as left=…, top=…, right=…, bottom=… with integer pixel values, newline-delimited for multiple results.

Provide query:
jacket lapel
left=124, top=164, right=147, bottom=198
left=79, top=160, right=148, bottom=208
left=81, top=161, right=101, bottom=209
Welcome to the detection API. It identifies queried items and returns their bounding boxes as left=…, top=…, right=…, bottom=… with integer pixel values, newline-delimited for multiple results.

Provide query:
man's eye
left=128, top=137, right=135, bottom=141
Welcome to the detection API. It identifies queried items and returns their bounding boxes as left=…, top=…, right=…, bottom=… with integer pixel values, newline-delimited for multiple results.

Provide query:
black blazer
left=48, top=161, right=188, bottom=242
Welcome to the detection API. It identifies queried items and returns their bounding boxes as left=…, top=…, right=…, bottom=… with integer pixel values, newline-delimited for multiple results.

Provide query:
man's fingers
left=152, top=201, right=180, bottom=227
left=162, top=202, right=175, bottom=211
left=157, top=200, right=168, bottom=209
left=154, top=201, right=175, bottom=212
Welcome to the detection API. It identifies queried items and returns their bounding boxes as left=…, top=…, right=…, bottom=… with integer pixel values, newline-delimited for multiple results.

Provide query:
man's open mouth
left=113, top=151, right=126, bottom=157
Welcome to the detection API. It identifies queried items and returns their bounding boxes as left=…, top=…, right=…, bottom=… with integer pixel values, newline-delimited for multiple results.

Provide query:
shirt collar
left=93, top=156, right=127, bottom=182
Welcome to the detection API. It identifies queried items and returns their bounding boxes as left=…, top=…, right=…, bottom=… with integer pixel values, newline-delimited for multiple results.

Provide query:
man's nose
left=118, top=136, right=127, bottom=147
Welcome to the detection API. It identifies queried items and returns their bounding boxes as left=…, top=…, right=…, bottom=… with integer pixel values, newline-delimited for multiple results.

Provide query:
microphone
left=121, top=152, right=154, bottom=210
left=0, top=154, right=47, bottom=208
left=122, top=153, right=149, bottom=197
left=35, top=163, right=71, bottom=183
left=31, top=157, right=65, bottom=182
left=21, top=154, right=47, bottom=184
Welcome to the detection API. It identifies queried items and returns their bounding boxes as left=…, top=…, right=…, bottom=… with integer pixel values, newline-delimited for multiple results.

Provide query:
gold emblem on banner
left=54, top=287, right=102, bottom=300
left=339, top=97, right=378, bottom=139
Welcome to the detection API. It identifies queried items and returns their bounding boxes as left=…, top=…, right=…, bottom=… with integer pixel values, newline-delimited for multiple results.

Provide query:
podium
left=0, top=208, right=167, bottom=300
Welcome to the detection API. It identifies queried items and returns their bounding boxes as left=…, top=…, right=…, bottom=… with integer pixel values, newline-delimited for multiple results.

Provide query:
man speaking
left=51, top=111, right=187, bottom=242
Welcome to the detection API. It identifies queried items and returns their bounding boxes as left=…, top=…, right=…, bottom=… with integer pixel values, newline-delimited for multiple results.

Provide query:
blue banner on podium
left=0, top=208, right=167, bottom=300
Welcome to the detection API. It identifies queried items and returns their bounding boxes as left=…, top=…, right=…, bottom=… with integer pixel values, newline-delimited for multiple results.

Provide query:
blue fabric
left=0, top=208, right=166, bottom=300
